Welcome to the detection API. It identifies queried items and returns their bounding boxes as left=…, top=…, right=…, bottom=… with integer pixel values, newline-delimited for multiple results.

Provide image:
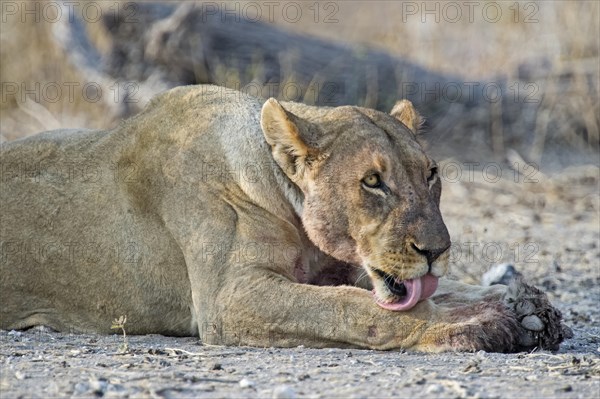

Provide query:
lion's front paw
left=503, top=277, right=573, bottom=351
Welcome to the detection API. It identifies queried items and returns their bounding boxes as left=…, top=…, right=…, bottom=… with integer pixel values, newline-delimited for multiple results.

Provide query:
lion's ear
left=390, top=100, right=422, bottom=134
left=261, top=98, right=317, bottom=183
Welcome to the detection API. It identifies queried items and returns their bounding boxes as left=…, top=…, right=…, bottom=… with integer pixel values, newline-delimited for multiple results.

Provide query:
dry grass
left=0, top=2, right=118, bottom=141
left=269, top=1, right=598, bottom=79
left=1, top=1, right=598, bottom=163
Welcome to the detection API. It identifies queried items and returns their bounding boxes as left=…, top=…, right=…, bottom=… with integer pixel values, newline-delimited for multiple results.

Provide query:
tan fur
left=0, top=85, right=569, bottom=351
left=390, top=99, right=423, bottom=134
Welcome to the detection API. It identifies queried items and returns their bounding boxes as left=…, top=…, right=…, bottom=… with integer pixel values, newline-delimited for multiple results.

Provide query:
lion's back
left=138, top=85, right=264, bottom=134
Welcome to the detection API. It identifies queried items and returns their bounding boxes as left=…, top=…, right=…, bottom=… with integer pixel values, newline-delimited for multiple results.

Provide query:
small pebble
left=272, top=385, right=296, bottom=399
left=482, top=263, right=519, bottom=286
left=463, top=360, right=481, bottom=374
left=239, top=378, right=255, bottom=388
left=426, top=384, right=444, bottom=394
left=73, top=382, right=90, bottom=394
left=89, top=378, right=107, bottom=393
left=209, top=362, right=223, bottom=370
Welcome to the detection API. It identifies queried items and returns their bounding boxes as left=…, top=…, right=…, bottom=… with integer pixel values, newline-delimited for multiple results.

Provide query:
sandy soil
left=1, top=163, right=599, bottom=398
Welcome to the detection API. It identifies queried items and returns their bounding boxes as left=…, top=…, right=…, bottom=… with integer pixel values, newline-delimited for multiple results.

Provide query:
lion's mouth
left=372, top=268, right=439, bottom=311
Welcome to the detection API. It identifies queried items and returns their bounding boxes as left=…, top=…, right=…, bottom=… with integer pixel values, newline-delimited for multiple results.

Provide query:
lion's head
left=261, top=98, right=450, bottom=311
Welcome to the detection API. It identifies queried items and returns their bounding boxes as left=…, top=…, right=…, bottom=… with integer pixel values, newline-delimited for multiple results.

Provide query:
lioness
left=1, top=85, right=570, bottom=352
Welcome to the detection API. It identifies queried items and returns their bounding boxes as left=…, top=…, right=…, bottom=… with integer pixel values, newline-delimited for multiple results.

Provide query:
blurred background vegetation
left=1, top=0, right=598, bottom=170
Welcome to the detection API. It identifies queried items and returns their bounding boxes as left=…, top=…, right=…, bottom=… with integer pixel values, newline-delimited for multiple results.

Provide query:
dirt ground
left=1, top=162, right=598, bottom=398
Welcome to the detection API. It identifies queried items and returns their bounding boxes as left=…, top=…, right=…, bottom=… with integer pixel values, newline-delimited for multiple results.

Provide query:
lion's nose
left=411, top=242, right=450, bottom=265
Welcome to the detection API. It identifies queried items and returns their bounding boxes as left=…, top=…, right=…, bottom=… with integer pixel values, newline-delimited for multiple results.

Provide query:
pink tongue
left=375, top=274, right=439, bottom=311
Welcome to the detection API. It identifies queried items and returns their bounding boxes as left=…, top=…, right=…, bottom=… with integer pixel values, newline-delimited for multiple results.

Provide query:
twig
left=164, top=348, right=247, bottom=357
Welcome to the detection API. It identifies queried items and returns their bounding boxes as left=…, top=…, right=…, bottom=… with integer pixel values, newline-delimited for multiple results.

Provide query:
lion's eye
left=363, top=173, right=382, bottom=189
left=427, top=167, right=437, bottom=183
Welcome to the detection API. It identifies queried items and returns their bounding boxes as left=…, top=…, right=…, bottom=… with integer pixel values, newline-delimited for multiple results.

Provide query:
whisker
left=354, top=271, right=369, bottom=285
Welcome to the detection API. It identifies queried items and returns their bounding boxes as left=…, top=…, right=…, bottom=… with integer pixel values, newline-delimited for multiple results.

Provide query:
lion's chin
left=373, top=273, right=439, bottom=311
